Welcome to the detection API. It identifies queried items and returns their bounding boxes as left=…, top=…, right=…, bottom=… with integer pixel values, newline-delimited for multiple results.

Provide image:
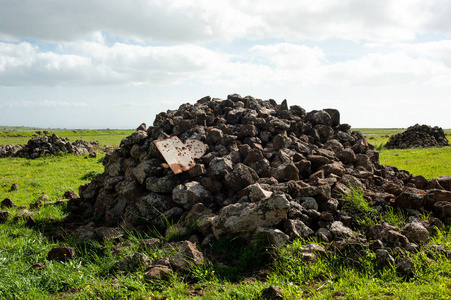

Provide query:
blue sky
left=1, top=0, right=451, bottom=129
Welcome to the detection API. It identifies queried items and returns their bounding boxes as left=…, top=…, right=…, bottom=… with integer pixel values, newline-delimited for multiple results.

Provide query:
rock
left=212, top=195, right=290, bottom=239
left=300, top=243, right=327, bottom=257
left=146, top=175, right=177, bottom=194
left=140, top=238, right=162, bottom=251
left=385, top=124, right=449, bottom=149
left=261, top=285, right=284, bottom=300
left=401, top=222, right=430, bottom=244
left=397, top=257, right=415, bottom=276
left=172, top=181, right=213, bottom=210
left=330, top=221, right=354, bottom=240
left=283, top=219, right=314, bottom=239
left=208, top=157, right=233, bottom=179
left=1, top=198, right=16, bottom=208
left=64, top=190, right=80, bottom=200
left=301, top=197, right=318, bottom=211
left=62, top=94, right=451, bottom=267
left=394, top=188, right=425, bottom=209
left=10, top=183, right=19, bottom=191
left=0, top=210, right=11, bottom=222
left=169, top=241, right=205, bottom=271
left=144, top=264, right=173, bottom=281
left=225, top=163, right=259, bottom=192
left=47, top=246, right=76, bottom=262
left=31, top=262, right=46, bottom=270
left=0, top=134, right=98, bottom=158
left=434, top=201, right=451, bottom=218
left=249, top=183, right=273, bottom=202
left=271, top=162, right=299, bottom=182
left=316, top=228, right=332, bottom=243
left=375, top=249, right=395, bottom=265
left=257, top=227, right=290, bottom=247
left=94, top=226, right=126, bottom=241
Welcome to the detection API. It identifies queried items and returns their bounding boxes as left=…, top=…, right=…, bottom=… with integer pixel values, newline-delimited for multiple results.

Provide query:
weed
left=80, top=170, right=100, bottom=181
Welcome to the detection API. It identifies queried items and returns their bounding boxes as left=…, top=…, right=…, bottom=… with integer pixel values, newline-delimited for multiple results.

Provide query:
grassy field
left=0, top=128, right=134, bottom=147
left=356, top=128, right=451, bottom=179
left=1, top=128, right=451, bottom=299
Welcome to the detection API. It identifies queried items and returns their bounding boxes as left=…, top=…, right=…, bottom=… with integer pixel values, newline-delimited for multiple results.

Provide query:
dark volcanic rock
left=385, top=124, right=449, bottom=149
left=62, top=94, right=451, bottom=269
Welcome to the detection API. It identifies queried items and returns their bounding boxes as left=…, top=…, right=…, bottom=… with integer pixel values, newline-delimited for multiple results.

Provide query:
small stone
left=401, top=222, right=430, bottom=244
left=140, top=238, right=162, bottom=251
left=10, top=183, right=19, bottom=191
left=301, top=197, right=318, bottom=210
left=261, top=285, right=284, bottom=300
left=375, top=249, right=395, bottom=265
left=1, top=198, right=16, bottom=208
left=0, top=210, right=11, bottom=222
left=257, top=227, right=289, bottom=247
left=397, top=257, right=415, bottom=276
left=64, top=190, right=79, bottom=200
left=144, top=265, right=173, bottom=281
left=249, top=183, right=273, bottom=202
left=31, top=262, right=46, bottom=270
left=47, top=246, right=76, bottom=262
left=330, top=221, right=354, bottom=240
left=169, top=241, right=205, bottom=271
left=225, top=163, right=259, bottom=192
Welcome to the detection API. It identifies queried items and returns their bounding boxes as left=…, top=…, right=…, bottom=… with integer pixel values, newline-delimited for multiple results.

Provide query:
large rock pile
left=0, top=134, right=99, bottom=159
left=385, top=124, right=449, bottom=149
left=68, top=94, right=451, bottom=259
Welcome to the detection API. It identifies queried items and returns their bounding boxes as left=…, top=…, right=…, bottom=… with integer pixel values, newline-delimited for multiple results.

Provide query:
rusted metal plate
left=154, top=136, right=207, bottom=174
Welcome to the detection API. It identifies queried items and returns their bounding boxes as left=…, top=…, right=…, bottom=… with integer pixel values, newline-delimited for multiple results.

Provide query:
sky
left=1, top=0, right=451, bottom=129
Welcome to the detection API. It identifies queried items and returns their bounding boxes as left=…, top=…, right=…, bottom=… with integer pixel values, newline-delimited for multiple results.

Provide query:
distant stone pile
left=385, top=124, right=449, bottom=149
left=0, top=134, right=99, bottom=158
left=67, top=94, right=451, bottom=270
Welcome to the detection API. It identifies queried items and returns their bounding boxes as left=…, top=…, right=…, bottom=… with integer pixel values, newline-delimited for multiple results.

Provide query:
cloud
left=0, top=0, right=441, bottom=43
left=2, top=39, right=451, bottom=89
left=0, top=40, right=226, bottom=87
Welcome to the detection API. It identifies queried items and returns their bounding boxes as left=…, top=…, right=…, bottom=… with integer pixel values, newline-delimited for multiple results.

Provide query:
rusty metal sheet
left=154, top=136, right=207, bottom=174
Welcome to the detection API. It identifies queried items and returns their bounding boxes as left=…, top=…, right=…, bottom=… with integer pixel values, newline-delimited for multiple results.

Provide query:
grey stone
left=283, top=219, right=314, bottom=239
left=212, top=195, right=290, bottom=239
left=257, top=227, right=290, bottom=247
left=401, top=222, right=430, bottom=244
left=172, top=181, right=213, bottom=210
left=208, top=157, right=233, bottom=179
left=330, top=221, right=354, bottom=240
left=375, top=249, right=395, bottom=265
left=397, top=257, right=415, bottom=276
left=249, top=183, right=273, bottom=202
left=225, top=163, right=259, bottom=192
left=169, top=241, right=205, bottom=271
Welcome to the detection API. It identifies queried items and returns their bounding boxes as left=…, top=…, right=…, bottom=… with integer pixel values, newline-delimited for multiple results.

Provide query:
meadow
left=0, top=128, right=451, bottom=299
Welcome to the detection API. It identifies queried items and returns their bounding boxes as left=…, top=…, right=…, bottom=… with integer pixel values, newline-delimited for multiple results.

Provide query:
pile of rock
left=385, top=124, right=449, bottom=149
left=0, top=134, right=99, bottom=159
left=0, top=144, right=23, bottom=158
left=66, top=94, right=451, bottom=275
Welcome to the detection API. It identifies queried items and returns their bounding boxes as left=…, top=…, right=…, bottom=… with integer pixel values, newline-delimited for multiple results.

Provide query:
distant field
left=355, top=128, right=451, bottom=147
left=357, top=128, right=451, bottom=179
left=0, top=128, right=134, bottom=146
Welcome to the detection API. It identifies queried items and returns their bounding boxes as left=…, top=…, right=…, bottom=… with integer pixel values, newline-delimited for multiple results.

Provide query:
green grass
left=0, top=155, right=105, bottom=206
left=357, top=128, right=451, bottom=179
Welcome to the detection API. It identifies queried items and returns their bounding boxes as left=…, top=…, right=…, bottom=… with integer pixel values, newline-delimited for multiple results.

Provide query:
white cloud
left=2, top=39, right=451, bottom=89
left=0, top=0, right=443, bottom=43
left=0, top=40, right=227, bottom=86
